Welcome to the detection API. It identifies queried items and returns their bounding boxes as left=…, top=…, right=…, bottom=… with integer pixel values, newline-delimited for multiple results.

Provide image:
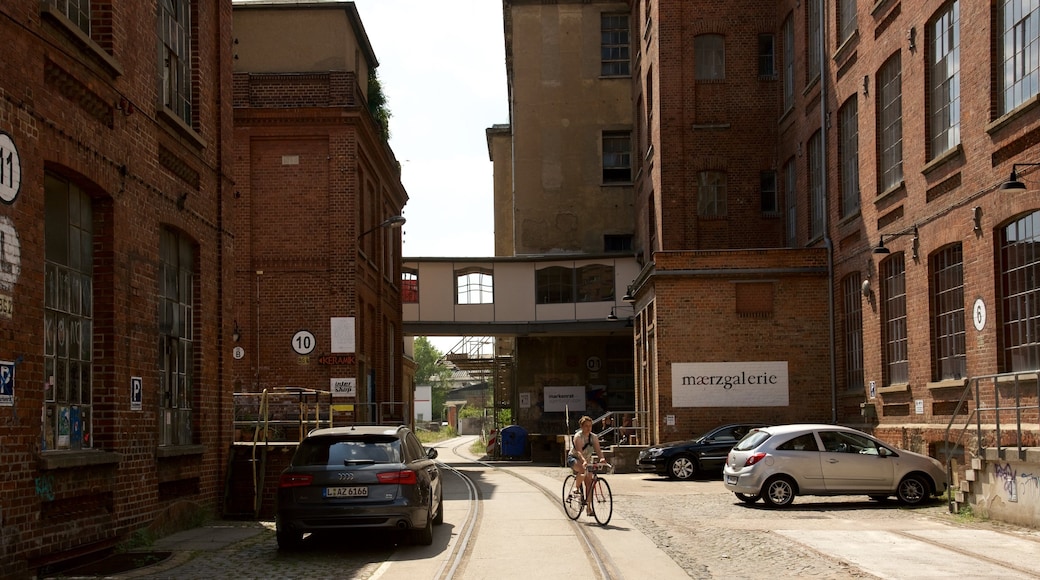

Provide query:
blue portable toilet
left=499, top=425, right=528, bottom=458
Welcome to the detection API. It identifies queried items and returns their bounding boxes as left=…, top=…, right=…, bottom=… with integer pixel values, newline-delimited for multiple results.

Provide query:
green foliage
left=414, top=337, right=453, bottom=421
left=368, top=69, right=391, bottom=142
left=417, top=425, right=457, bottom=443
left=459, top=405, right=483, bottom=419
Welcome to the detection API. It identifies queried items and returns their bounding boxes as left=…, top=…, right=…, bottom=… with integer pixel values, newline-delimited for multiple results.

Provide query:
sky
left=352, top=1, right=509, bottom=355
left=353, top=0, right=508, bottom=260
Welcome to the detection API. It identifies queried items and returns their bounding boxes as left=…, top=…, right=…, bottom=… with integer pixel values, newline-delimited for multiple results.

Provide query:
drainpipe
left=819, top=0, right=838, bottom=423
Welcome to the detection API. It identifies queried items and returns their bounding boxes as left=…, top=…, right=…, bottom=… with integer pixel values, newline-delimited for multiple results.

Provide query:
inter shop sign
left=672, top=361, right=789, bottom=407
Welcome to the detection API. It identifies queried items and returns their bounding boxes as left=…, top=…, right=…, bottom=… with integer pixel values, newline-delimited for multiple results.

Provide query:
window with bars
left=536, top=266, right=574, bottom=304
left=601, top=13, right=630, bottom=77
left=877, top=54, right=904, bottom=192
left=839, top=0, right=857, bottom=45
left=999, top=210, right=1040, bottom=372
left=842, top=274, right=864, bottom=392
left=881, top=254, right=909, bottom=385
left=929, top=1, right=961, bottom=158
left=1001, top=0, right=1040, bottom=114
left=694, top=34, right=725, bottom=80
left=806, top=0, right=822, bottom=83
left=839, top=98, right=860, bottom=218
left=808, top=131, right=824, bottom=239
left=44, top=173, right=94, bottom=451
left=783, top=15, right=794, bottom=112
left=159, top=228, right=195, bottom=446
left=602, top=131, right=632, bottom=183
left=456, top=268, right=493, bottom=305
left=46, top=0, right=91, bottom=34
left=784, top=158, right=797, bottom=247
left=698, top=171, right=727, bottom=218
left=931, top=244, right=966, bottom=381
left=159, top=0, right=192, bottom=125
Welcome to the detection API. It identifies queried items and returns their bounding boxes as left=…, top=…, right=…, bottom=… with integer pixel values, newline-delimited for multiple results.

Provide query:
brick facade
left=0, top=2, right=234, bottom=577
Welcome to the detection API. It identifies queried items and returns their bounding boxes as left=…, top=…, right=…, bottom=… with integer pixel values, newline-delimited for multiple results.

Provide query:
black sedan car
left=276, top=425, right=443, bottom=549
left=637, top=423, right=766, bottom=480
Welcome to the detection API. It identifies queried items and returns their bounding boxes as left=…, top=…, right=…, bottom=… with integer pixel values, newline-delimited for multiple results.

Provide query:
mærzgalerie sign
left=672, top=361, right=789, bottom=407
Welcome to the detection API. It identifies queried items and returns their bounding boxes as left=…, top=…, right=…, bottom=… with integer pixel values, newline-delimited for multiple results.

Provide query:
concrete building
left=232, top=1, right=410, bottom=426
left=0, top=1, right=235, bottom=576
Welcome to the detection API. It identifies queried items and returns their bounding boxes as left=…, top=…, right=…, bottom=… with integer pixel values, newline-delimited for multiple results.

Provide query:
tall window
left=929, top=2, right=961, bottom=158
left=602, top=131, right=632, bottom=183
left=784, top=158, right=797, bottom=247
left=842, top=274, right=864, bottom=392
left=877, top=54, right=903, bottom=192
left=401, top=269, right=418, bottom=303
left=783, top=15, right=794, bottom=111
left=694, top=34, right=725, bottom=80
left=808, top=131, right=824, bottom=239
left=601, top=13, right=630, bottom=77
left=159, top=0, right=192, bottom=125
left=806, top=0, right=822, bottom=82
left=456, top=268, right=493, bottom=305
left=759, top=34, right=776, bottom=77
left=881, top=254, right=909, bottom=385
left=931, top=244, right=966, bottom=381
left=839, top=0, right=857, bottom=45
left=839, top=98, right=860, bottom=218
left=999, top=210, right=1040, bottom=372
left=44, top=173, right=93, bottom=450
left=536, top=266, right=574, bottom=304
left=697, top=171, right=727, bottom=218
left=159, top=228, right=195, bottom=446
left=1001, top=0, right=1040, bottom=114
left=761, top=171, right=778, bottom=215
left=46, top=0, right=90, bottom=34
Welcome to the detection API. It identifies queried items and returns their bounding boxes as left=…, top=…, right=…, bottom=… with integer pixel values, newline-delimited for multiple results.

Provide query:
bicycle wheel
left=591, top=477, right=613, bottom=525
left=561, top=474, right=583, bottom=520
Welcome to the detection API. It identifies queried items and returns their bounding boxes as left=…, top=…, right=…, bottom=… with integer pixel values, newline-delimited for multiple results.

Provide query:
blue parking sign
left=131, top=376, right=143, bottom=411
left=0, top=360, right=13, bottom=407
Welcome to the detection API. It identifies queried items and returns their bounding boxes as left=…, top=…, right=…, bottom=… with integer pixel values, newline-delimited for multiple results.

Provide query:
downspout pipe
left=819, top=0, right=838, bottom=423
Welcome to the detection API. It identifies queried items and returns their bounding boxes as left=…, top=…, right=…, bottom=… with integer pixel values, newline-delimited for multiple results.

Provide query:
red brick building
left=231, top=3, right=410, bottom=425
left=0, top=1, right=234, bottom=577
left=629, top=0, right=1040, bottom=454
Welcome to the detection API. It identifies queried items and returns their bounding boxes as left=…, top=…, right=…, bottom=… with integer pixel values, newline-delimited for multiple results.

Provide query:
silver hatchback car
left=723, top=424, right=947, bottom=507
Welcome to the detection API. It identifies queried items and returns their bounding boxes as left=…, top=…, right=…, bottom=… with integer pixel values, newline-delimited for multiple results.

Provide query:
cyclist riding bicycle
left=567, top=415, right=604, bottom=516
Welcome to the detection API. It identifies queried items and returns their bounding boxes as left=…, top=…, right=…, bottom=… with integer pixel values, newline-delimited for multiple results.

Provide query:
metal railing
left=943, top=369, right=1040, bottom=512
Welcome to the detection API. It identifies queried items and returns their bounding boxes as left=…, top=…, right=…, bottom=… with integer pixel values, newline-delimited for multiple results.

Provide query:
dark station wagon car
left=637, top=423, right=767, bottom=480
left=276, top=425, right=444, bottom=549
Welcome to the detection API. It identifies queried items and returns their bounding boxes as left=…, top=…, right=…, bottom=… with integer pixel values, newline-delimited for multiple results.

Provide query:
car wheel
left=433, top=488, right=445, bottom=525
left=735, top=492, right=760, bottom=504
left=668, top=456, right=697, bottom=480
left=276, top=524, right=304, bottom=551
left=412, top=510, right=434, bottom=546
left=762, top=476, right=796, bottom=507
left=896, top=474, right=929, bottom=506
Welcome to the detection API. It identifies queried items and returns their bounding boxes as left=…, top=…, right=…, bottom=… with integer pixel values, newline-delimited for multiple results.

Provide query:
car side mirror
left=427, top=448, right=438, bottom=460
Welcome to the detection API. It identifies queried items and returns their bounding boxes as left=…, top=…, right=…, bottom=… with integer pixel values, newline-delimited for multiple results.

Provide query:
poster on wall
left=0, top=360, right=13, bottom=406
left=672, top=361, right=789, bottom=407
left=543, top=386, right=585, bottom=412
left=331, top=377, right=356, bottom=398
left=330, top=317, right=356, bottom=353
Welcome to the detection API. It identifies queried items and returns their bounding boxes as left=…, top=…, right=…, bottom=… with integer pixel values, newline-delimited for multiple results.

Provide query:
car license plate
left=725, top=475, right=737, bottom=485
left=324, top=486, right=368, bottom=498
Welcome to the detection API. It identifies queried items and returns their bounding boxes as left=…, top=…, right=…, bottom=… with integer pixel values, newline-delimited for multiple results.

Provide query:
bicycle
left=562, top=462, right=613, bottom=525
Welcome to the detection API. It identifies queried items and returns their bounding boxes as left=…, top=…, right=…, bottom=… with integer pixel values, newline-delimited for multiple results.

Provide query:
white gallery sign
left=543, top=386, right=585, bottom=413
left=672, top=361, right=789, bottom=407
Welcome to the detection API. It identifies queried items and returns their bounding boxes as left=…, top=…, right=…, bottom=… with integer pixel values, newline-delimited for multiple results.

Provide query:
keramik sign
left=672, top=361, right=789, bottom=407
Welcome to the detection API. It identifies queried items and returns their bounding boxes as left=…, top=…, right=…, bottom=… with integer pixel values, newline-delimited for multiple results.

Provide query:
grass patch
left=417, top=426, right=457, bottom=444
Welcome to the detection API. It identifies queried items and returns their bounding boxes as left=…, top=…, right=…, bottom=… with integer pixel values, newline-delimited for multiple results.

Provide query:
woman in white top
left=566, top=415, right=603, bottom=516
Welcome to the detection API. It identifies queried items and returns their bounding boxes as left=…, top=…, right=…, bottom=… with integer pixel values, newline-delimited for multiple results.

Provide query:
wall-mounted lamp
left=972, top=206, right=983, bottom=233
left=622, top=286, right=635, bottom=303
left=232, top=321, right=241, bottom=342
left=873, top=225, right=919, bottom=260
left=607, top=305, right=635, bottom=321
left=999, top=163, right=1040, bottom=190
left=907, top=27, right=916, bottom=51
left=863, top=75, right=869, bottom=96
left=861, top=279, right=872, bottom=297
left=357, top=215, right=406, bottom=240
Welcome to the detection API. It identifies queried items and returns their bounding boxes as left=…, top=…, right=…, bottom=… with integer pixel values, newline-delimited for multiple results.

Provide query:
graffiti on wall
left=992, top=462, right=1040, bottom=503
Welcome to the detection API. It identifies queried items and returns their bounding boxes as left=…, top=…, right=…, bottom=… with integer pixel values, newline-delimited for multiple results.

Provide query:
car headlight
left=647, top=448, right=664, bottom=458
